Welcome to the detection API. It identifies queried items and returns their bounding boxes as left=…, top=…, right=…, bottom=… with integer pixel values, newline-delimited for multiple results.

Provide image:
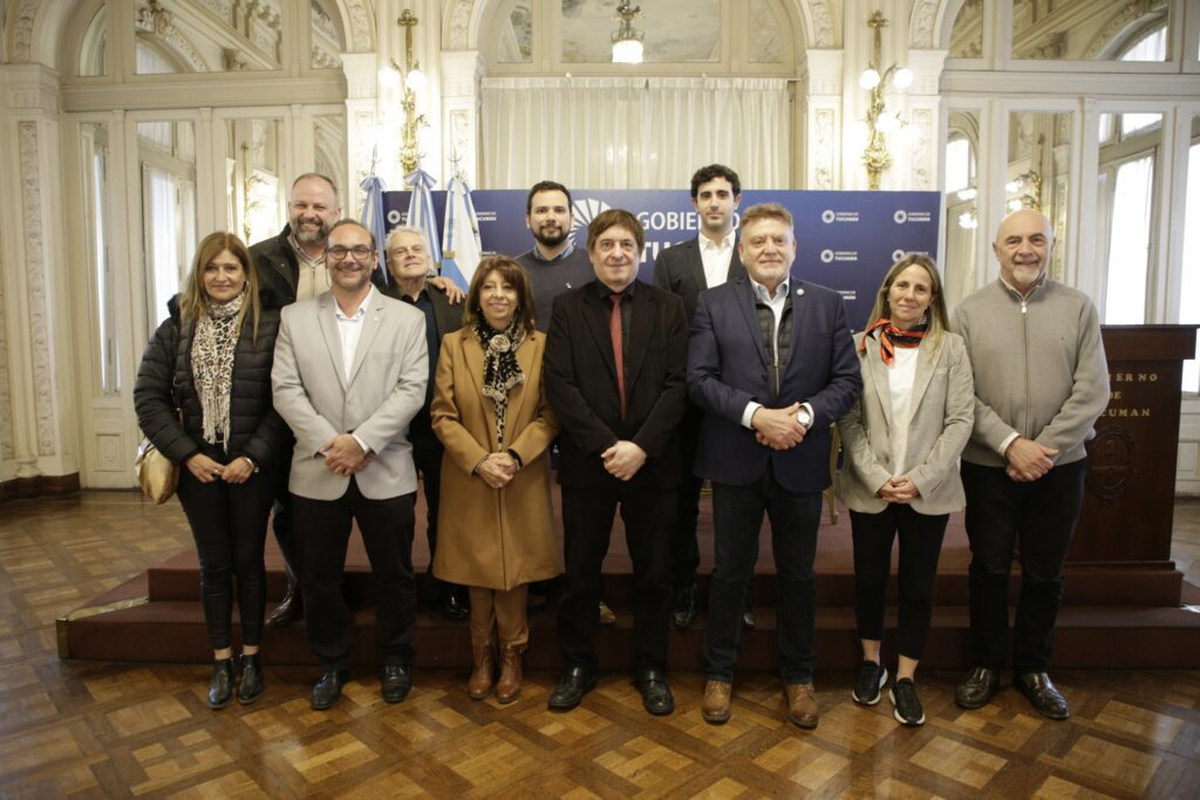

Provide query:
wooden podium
left=1069, top=325, right=1199, bottom=566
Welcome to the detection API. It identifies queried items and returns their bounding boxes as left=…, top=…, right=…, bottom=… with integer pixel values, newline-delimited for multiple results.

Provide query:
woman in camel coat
left=431, top=255, right=560, bottom=704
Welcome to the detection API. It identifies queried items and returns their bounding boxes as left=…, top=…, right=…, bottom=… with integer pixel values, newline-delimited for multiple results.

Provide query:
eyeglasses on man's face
left=326, top=244, right=374, bottom=261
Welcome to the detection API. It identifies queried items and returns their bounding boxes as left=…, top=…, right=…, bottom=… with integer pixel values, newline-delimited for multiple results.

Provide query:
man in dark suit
left=383, top=227, right=467, bottom=621
left=689, top=203, right=861, bottom=728
left=545, top=209, right=689, bottom=716
left=652, top=164, right=746, bottom=631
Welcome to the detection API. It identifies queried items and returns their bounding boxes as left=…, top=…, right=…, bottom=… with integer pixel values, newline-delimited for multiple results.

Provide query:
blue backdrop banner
left=383, top=189, right=941, bottom=330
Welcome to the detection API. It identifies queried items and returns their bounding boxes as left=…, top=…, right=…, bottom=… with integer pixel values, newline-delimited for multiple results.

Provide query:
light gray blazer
left=272, top=289, right=428, bottom=501
left=836, top=330, right=974, bottom=515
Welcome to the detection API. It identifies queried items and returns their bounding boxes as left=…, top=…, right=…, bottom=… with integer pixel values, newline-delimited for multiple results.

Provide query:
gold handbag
left=135, top=438, right=179, bottom=504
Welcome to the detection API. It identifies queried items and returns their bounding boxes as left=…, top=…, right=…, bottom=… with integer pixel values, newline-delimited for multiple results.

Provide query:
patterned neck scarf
left=192, top=294, right=244, bottom=449
left=860, top=316, right=928, bottom=365
left=474, top=316, right=526, bottom=446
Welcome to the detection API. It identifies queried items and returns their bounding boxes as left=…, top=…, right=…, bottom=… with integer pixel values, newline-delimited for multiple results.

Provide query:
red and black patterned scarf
left=859, top=317, right=928, bottom=365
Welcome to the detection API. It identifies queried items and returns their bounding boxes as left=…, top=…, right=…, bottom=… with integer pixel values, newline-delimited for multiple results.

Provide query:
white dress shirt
left=333, top=285, right=374, bottom=455
left=699, top=229, right=736, bottom=289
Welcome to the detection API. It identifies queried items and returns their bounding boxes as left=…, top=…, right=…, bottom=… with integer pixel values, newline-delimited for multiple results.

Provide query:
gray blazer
left=836, top=330, right=974, bottom=515
left=272, top=288, right=428, bottom=501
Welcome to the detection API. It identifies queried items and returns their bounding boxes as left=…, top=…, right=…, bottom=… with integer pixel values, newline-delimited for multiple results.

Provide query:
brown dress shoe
left=784, top=682, right=820, bottom=729
left=467, top=641, right=493, bottom=700
left=265, top=585, right=302, bottom=628
left=701, top=680, right=732, bottom=724
left=495, top=645, right=524, bottom=704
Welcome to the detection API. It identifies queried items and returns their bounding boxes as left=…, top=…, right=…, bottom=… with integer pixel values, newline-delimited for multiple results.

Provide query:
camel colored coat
left=431, top=328, right=561, bottom=590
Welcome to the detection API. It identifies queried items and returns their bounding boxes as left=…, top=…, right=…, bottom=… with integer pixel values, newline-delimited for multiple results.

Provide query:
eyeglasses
left=327, top=245, right=374, bottom=261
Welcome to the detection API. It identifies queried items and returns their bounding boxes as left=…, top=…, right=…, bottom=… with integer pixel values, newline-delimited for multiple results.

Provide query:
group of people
left=133, top=165, right=1109, bottom=732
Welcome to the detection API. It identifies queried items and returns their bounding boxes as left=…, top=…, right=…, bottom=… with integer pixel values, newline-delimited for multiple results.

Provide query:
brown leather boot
left=701, top=680, right=732, bottom=724
left=495, top=645, right=523, bottom=704
left=784, top=682, right=820, bottom=729
left=467, top=641, right=493, bottom=700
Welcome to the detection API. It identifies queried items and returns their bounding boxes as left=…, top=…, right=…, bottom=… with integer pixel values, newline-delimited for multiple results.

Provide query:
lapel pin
left=796, top=287, right=805, bottom=297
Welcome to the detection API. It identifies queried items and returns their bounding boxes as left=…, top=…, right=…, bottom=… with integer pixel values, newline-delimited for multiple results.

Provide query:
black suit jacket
left=652, top=235, right=745, bottom=325
left=545, top=281, right=689, bottom=489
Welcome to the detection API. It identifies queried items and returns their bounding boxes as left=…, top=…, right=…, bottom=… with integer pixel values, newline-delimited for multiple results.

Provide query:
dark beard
left=533, top=227, right=568, bottom=248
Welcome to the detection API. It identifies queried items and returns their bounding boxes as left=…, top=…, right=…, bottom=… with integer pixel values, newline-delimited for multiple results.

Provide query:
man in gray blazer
left=272, top=219, right=429, bottom=710
left=652, top=164, right=746, bottom=631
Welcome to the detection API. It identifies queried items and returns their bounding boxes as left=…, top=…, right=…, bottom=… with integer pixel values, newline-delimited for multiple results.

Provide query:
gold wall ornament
left=859, top=11, right=914, bottom=190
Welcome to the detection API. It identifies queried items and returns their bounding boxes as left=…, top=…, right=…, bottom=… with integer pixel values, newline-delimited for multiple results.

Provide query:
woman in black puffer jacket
left=134, top=231, right=289, bottom=709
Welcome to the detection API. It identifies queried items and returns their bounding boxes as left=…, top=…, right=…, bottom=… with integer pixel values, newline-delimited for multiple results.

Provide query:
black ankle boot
left=238, top=653, right=264, bottom=705
left=208, top=658, right=235, bottom=709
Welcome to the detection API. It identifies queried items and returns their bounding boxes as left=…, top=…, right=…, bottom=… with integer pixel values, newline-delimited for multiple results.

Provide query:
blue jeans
left=703, top=470, right=821, bottom=684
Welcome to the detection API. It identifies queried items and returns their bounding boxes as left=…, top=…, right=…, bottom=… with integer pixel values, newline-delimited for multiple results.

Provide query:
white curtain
left=1102, top=155, right=1154, bottom=325
left=481, top=77, right=790, bottom=189
left=144, top=165, right=180, bottom=329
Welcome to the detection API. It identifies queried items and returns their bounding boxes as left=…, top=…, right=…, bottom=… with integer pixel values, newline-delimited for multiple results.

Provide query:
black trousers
left=292, top=479, right=416, bottom=671
left=704, top=471, right=821, bottom=684
left=669, top=402, right=704, bottom=589
left=176, top=444, right=280, bottom=650
left=961, top=459, right=1088, bottom=673
left=850, top=504, right=948, bottom=661
left=411, top=423, right=458, bottom=601
left=557, top=484, right=674, bottom=674
left=270, top=442, right=299, bottom=588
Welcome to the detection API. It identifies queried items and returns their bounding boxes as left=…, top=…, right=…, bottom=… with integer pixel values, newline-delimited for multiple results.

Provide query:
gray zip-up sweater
left=950, top=277, right=1109, bottom=468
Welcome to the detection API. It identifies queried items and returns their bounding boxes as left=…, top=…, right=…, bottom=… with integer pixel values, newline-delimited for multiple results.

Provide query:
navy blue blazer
left=687, top=275, right=862, bottom=492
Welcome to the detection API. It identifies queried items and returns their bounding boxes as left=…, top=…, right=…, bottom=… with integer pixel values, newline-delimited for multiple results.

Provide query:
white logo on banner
left=892, top=249, right=906, bottom=262
left=386, top=209, right=403, bottom=225
left=821, top=210, right=836, bottom=224
left=894, top=209, right=932, bottom=224
left=572, top=198, right=612, bottom=237
left=820, top=249, right=860, bottom=263
left=820, top=249, right=835, bottom=263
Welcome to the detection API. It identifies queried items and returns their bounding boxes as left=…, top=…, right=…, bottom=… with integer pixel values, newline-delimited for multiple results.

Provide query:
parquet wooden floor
left=3, top=493, right=1200, bottom=798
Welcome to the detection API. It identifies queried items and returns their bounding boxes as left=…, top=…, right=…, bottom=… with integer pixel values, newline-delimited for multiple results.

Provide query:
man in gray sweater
left=950, top=209, right=1109, bottom=720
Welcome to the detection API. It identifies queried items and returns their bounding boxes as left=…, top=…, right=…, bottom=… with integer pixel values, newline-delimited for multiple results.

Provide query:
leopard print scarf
left=192, top=294, right=243, bottom=449
left=474, top=316, right=525, bottom=447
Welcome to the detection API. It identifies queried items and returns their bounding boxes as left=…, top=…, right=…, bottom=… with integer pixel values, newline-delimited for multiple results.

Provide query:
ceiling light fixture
left=612, top=2, right=644, bottom=64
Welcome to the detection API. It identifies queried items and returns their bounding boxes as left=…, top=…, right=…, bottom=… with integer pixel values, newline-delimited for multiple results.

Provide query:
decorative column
left=900, top=48, right=946, bottom=192
left=801, top=49, right=844, bottom=190
left=0, top=63, right=79, bottom=496
left=440, top=50, right=483, bottom=186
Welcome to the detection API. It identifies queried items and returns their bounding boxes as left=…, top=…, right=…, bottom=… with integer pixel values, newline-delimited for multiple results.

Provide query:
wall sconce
left=859, top=11, right=914, bottom=190
left=1006, top=133, right=1044, bottom=212
left=612, top=2, right=644, bottom=64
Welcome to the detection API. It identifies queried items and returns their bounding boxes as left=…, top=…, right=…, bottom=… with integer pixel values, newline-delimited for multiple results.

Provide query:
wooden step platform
left=60, top=494, right=1200, bottom=670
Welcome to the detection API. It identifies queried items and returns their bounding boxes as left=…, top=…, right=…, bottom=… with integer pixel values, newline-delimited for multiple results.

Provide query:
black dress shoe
left=955, top=666, right=1000, bottom=709
left=672, top=584, right=697, bottom=631
left=265, top=585, right=302, bottom=628
left=311, top=669, right=349, bottom=710
left=381, top=665, right=412, bottom=704
left=207, top=658, right=235, bottom=709
left=547, top=666, right=597, bottom=711
left=741, top=604, right=757, bottom=630
left=237, top=653, right=263, bottom=705
left=436, top=590, right=470, bottom=621
left=1015, top=672, right=1069, bottom=720
left=635, top=669, right=675, bottom=716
